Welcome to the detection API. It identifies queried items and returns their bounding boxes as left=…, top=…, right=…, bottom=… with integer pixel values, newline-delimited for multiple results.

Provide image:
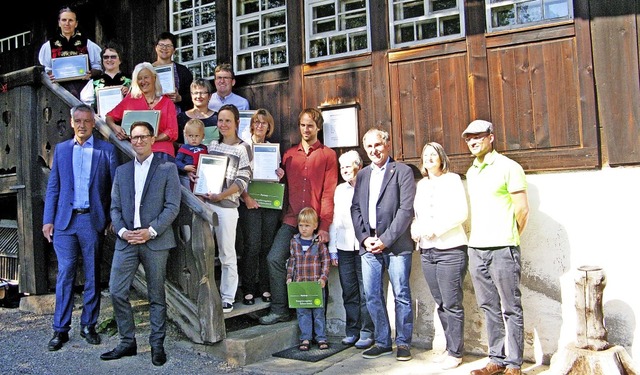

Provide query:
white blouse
left=329, top=181, right=359, bottom=253
left=412, top=172, right=468, bottom=250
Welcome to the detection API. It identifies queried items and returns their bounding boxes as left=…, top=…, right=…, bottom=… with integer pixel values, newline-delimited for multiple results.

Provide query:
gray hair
left=129, top=62, right=164, bottom=99
left=338, top=150, right=363, bottom=169
left=362, top=127, right=390, bottom=145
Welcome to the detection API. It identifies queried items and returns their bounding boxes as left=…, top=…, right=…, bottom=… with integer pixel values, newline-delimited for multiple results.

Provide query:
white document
left=155, top=64, right=176, bottom=95
left=193, top=154, right=228, bottom=196
left=252, top=143, right=280, bottom=181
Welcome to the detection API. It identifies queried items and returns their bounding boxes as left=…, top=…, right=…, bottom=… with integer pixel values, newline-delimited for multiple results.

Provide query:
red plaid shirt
left=286, top=234, right=330, bottom=283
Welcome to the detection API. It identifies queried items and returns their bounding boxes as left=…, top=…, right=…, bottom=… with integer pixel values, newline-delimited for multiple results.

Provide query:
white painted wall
left=325, top=166, right=640, bottom=365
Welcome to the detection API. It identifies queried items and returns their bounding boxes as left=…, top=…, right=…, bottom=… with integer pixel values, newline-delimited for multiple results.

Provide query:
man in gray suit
left=100, top=121, right=181, bottom=367
left=351, top=128, right=416, bottom=361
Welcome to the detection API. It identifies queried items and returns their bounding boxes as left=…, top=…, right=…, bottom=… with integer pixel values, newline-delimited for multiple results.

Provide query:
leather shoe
left=261, top=294, right=272, bottom=303
left=504, top=368, right=522, bottom=375
left=470, top=362, right=507, bottom=375
left=242, top=295, right=255, bottom=305
left=151, top=346, right=167, bottom=366
left=80, top=325, right=101, bottom=345
left=100, top=344, right=137, bottom=361
left=47, top=331, right=69, bottom=351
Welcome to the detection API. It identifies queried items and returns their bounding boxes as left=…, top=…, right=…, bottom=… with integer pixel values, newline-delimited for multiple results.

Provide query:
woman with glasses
left=80, top=42, right=131, bottom=109
left=411, top=142, right=469, bottom=370
left=106, top=62, right=178, bottom=161
left=238, top=109, right=284, bottom=305
left=176, top=79, right=219, bottom=146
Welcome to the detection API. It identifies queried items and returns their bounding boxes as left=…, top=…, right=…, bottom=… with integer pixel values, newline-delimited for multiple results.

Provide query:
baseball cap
left=462, top=120, right=494, bottom=137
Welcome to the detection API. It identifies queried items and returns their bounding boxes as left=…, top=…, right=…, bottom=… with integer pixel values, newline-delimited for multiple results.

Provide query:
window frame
left=485, top=0, right=574, bottom=32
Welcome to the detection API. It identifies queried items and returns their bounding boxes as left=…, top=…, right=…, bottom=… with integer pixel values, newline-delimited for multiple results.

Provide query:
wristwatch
left=148, top=226, right=157, bottom=240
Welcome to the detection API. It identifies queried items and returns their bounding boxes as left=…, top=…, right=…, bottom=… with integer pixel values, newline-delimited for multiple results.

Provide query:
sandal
left=318, top=341, right=329, bottom=350
left=299, top=340, right=310, bottom=351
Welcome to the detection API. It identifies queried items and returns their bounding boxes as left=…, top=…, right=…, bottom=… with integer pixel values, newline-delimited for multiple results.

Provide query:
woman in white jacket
left=329, top=150, right=374, bottom=349
left=412, top=142, right=469, bottom=370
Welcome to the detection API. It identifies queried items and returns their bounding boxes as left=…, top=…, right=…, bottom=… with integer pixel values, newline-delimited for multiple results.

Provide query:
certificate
left=121, top=110, right=161, bottom=136
left=247, top=181, right=285, bottom=210
left=238, top=110, right=255, bottom=144
left=51, top=55, right=89, bottom=82
left=96, top=86, right=124, bottom=118
left=321, top=105, right=359, bottom=148
left=193, top=154, right=228, bottom=196
left=155, top=64, right=176, bottom=95
left=287, top=281, right=324, bottom=309
left=252, top=143, right=280, bottom=181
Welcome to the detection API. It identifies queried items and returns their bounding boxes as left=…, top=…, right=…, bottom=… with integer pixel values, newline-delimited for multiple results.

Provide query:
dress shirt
left=134, top=154, right=153, bottom=228
left=208, top=92, right=249, bottom=112
left=368, top=157, right=389, bottom=231
left=72, top=136, right=93, bottom=209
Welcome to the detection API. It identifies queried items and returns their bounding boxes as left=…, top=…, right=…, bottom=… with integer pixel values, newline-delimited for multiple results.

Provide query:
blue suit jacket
left=110, top=155, right=181, bottom=251
left=43, top=137, right=118, bottom=232
left=351, top=158, right=416, bottom=256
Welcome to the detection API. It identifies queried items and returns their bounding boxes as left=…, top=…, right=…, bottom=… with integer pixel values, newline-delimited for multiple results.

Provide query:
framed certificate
left=96, top=86, right=124, bottom=118
left=154, top=64, right=175, bottom=95
left=238, top=110, right=255, bottom=145
left=121, top=110, right=161, bottom=136
left=252, top=143, right=280, bottom=181
left=51, top=55, right=89, bottom=82
left=287, top=281, right=324, bottom=309
left=320, top=104, right=359, bottom=148
left=247, top=181, right=285, bottom=210
left=193, top=154, right=229, bottom=196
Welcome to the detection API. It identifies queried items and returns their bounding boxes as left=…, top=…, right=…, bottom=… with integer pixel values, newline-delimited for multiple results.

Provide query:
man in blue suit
left=43, top=104, right=118, bottom=351
left=100, top=121, right=181, bottom=367
left=351, top=128, right=416, bottom=361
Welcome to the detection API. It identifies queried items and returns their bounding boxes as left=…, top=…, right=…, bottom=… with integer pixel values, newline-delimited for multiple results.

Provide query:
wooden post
left=574, top=265, right=608, bottom=350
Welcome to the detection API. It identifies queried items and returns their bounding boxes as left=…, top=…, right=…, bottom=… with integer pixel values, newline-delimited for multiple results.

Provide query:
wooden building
left=1, top=0, right=639, bottom=363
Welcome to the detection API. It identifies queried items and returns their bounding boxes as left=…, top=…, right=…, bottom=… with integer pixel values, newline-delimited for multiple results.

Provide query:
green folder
left=287, top=281, right=324, bottom=309
left=247, top=180, right=285, bottom=210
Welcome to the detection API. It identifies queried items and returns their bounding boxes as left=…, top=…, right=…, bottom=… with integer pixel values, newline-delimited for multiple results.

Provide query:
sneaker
left=441, top=355, right=462, bottom=370
left=362, top=345, right=392, bottom=359
left=222, top=302, right=233, bottom=313
left=341, top=336, right=358, bottom=345
left=355, top=337, right=374, bottom=349
left=396, top=345, right=412, bottom=361
left=431, top=349, right=448, bottom=363
left=258, top=312, right=290, bottom=325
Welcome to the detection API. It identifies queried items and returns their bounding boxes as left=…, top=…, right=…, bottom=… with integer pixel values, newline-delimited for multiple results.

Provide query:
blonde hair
left=419, top=142, right=451, bottom=177
left=298, top=207, right=318, bottom=226
left=184, top=118, right=205, bottom=134
left=129, top=62, right=163, bottom=99
left=250, top=108, right=275, bottom=138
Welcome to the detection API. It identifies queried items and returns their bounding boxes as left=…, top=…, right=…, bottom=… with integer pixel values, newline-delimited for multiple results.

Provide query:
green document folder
left=287, top=281, right=324, bottom=309
left=247, top=180, right=285, bottom=210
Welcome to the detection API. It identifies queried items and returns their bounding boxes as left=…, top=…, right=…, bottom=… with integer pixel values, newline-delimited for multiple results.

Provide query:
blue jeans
left=338, top=249, right=374, bottom=339
left=266, top=224, right=298, bottom=315
left=238, top=203, right=280, bottom=296
left=52, top=212, right=101, bottom=332
left=421, top=245, right=468, bottom=357
left=468, top=246, right=523, bottom=368
left=297, top=306, right=327, bottom=342
left=361, top=251, right=413, bottom=348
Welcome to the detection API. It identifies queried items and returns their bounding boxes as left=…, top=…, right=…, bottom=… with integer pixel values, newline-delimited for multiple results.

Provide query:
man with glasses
left=208, top=63, right=249, bottom=112
left=101, top=121, right=181, bottom=367
left=463, top=120, right=530, bottom=375
left=153, top=32, right=193, bottom=114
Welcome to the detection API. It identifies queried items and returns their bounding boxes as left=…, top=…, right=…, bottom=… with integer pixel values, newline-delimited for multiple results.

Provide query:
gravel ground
left=0, top=290, right=246, bottom=375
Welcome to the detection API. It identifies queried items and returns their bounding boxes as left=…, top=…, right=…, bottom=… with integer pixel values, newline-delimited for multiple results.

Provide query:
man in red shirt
left=259, top=108, right=338, bottom=325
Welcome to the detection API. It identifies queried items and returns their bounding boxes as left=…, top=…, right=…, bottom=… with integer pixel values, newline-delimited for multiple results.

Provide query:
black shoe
left=362, top=345, right=393, bottom=359
left=100, top=344, right=137, bottom=361
left=80, top=325, right=101, bottom=345
left=47, top=331, right=69, bottom=351
left=242, top=295, right=255, bottom=305
left=396, top=345, right=412, bottom=361
left=261, top=294, right=272, bottom=303
left=222, top=302, right=234, bottom=313
left=151, top=346, right=167, bottom=366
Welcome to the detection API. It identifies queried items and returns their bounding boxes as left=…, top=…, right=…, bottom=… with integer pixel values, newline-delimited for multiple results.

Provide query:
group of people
left=40, top=6, right=530, bottom=375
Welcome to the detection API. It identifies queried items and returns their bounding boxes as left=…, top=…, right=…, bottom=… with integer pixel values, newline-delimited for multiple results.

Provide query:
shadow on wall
left=604, top=299, right=636, bottom=354
left=520, top=182, right=570, bottom=364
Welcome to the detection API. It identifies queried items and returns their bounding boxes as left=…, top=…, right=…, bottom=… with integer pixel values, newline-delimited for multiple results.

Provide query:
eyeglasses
left=103, top=55, right=118, bottom=60
left=215, top=76, right=233, bottom=81
left=253, top=121, right=268, bottom=128
left=464, top=133, right=489, bottom=143
left=190, top=91, right=209, bottom=96
left=157, top=43, right=174, bottom=49
left=131, top=135, right=152, bottom=143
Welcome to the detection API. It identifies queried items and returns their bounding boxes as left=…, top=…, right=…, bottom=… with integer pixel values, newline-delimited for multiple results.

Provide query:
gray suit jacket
left=110, top=155, right=181, bottom=251
left=351, top=158, right=416, bottom=256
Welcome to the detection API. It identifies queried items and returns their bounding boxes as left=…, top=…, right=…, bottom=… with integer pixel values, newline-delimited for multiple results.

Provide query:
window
left=234, top=0, right=288, bottom=75
left=389, top=0, right=465, bottom=48
left=305, top=0, right=371, bottom=63
left=169, top=0, right=217, bottom=79
left=486, top=0, right=573, bottom=32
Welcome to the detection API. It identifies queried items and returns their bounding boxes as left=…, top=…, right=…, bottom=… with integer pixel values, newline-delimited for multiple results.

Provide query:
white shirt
left=368, top=158, right=388, bottom=231
left=329, top=182, right=359, bottom=253
left=412, top=172, right=468, bottom=249
left=134, top=154, right=154, bottom=228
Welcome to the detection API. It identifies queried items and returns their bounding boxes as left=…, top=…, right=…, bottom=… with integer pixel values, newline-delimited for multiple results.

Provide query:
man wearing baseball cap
left=462, top=120, right=530, bottom=375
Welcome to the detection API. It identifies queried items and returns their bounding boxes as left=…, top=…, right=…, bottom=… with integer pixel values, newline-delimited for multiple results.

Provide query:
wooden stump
left=547, top=345, right=637, bottom=375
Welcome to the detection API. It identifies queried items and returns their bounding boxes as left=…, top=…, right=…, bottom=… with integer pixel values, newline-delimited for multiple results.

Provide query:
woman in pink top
left=106, top=62, right=178, bottom=160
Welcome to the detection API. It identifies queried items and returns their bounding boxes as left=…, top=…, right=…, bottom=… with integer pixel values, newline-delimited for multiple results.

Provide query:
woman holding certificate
left=80, top=43, right=131, bottom=113
left=106, top=62, right=178, bottom=160
left=201, top=104, right=252, bottom=314
left=239, top=109, right=284, bottom=306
